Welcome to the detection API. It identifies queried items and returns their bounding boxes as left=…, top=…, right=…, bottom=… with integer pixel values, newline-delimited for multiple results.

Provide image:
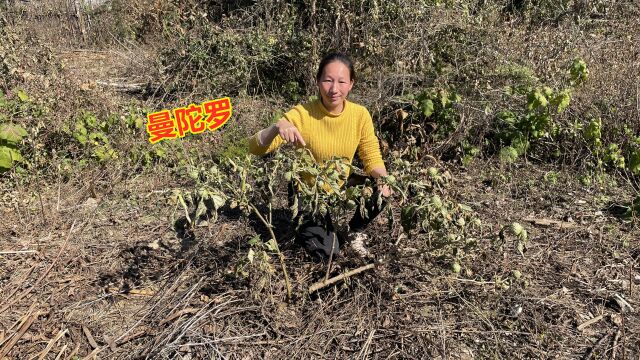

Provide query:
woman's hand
left=369, top=167, right=394, bottom=198
left=276, top=119, right=306, bottom=146
left=379, top=184, right=393, bottom=198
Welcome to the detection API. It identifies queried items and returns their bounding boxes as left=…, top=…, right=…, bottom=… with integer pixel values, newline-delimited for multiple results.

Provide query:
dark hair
left=316, top=52, right=356, bottom=82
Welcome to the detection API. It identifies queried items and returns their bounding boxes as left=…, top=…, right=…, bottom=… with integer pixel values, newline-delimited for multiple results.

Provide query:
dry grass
left=1, top=1, right=639, bottom=359
left=1, top=161, right=639, bottom=359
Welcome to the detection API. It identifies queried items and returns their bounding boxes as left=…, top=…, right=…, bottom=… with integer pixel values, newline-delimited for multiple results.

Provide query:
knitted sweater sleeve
left=357, top=107, right=386, bottom=174
left=248, top=106, right=302, bottom=156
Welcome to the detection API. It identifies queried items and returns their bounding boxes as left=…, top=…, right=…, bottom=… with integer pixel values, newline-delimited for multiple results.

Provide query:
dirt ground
left=1, top=157, right=638, bottom=359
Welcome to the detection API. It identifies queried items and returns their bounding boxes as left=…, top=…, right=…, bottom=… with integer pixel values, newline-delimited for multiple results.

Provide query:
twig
left=324, top=232, right=337, bottom=282
left=117, top=329, right=148, bottom=345
left=0, top=250, right=38, bottom=255
left=583, top=331, right=611, bottom=360
left=250, top=205, right=292, bottom=299
left=0, top=221, right=76, bottom=315
left=159, top=308, right=199, bottom=326
left=37, top=189, right=46, bottom=225
left=0, top=311, right=40, bottom=358
left=82, top=325, right=99, bottom=349
left=577, top=315, right=604, bottom=331
left=309, top=263, right=376, bottom=293
left=181, top=332, right=267, bottom=345
left=0, top=264, right=36, bottom=306
left=54, top=344, right=67, bottom=360
left=81, top=347, right=100, bottom=360
left=95, top=80, right=147, bottom=93
left=37, top=328, right=68, bottom=360
left=357, top=329, right=376, bottom=360
left=611, top=328, right=622, bottom=360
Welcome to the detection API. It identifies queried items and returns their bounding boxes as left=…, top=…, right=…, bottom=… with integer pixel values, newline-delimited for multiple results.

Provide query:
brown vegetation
left=0, top=0, right=639, bottom=358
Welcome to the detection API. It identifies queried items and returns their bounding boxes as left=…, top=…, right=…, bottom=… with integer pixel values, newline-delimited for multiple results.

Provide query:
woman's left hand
left=380, top=184, right=394, bottom=198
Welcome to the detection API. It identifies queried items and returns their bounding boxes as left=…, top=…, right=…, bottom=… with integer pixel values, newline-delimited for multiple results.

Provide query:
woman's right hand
left=276, top=119, right=306, bottom=146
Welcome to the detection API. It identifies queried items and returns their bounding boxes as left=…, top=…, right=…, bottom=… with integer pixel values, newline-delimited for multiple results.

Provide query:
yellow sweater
left=248, top=99, right=386, bottom=174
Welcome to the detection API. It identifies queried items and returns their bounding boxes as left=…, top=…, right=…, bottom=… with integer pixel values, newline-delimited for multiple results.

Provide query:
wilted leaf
left=0, top=124, right=28, bottom=143
left=396, top=109, right=408, bottom=120
left=210, top=193, right=226, bottom=209
left=195, top=199, right=207, bottom=219
left=401, top=205, right=417, bottom=232
left=265, top=239, right=278, bottom=252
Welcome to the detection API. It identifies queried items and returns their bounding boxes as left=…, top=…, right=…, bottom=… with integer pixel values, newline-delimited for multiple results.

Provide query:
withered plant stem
left=250, top=204, right=292, bottom=300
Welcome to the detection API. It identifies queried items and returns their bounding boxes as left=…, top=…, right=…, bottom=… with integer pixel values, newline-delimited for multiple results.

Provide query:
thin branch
left=309, top=263, right=376, bottom=293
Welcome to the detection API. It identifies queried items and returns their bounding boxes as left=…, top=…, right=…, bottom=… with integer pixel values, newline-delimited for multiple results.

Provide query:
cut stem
left=250, top=205, right=292, bottom=300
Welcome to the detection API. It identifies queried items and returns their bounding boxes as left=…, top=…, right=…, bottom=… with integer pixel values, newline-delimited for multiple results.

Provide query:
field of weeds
left=0, top=1, right=639, bottom=359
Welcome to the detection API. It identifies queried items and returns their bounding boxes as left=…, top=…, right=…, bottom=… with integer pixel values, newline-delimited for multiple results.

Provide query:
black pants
left=289, top=173, right=387, bottom=260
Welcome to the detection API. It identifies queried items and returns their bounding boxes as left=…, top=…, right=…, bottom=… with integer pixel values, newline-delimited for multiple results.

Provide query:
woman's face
left=317, top=61, right=354, bottom=114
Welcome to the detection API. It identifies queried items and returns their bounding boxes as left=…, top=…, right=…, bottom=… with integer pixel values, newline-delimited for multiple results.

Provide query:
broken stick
left=309, top=263, right=376, bottom=294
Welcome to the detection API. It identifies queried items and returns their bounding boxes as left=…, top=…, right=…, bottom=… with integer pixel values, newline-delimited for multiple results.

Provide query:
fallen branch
left=309, top=263, right=376, bottom=293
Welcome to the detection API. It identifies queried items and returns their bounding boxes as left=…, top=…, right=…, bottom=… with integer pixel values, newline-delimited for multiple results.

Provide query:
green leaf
left=420, top=99, right=434, bottom=117
left=555, top=90, right=571, bottom=113
left=0, top=124, right=28, bottom=143
left=570, top=58, right=589, bottom=84
left=248, top=235, right=261, bottom=246
left=0, top=146, right=23, bottom=169
left=629, top=149, right=640, bottom=174
left=17, top=89, right=29, bottom=102
left=527, top=89, right=548, bottom=110
left=499, top=146, right=518, bottom=164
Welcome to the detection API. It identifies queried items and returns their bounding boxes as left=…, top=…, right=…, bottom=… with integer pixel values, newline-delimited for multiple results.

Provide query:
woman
left=248, top=52, right=391, bottom=260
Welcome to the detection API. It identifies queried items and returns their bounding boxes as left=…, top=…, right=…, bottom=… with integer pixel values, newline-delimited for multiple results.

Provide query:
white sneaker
left=349, top=232, right=372, bottom=258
